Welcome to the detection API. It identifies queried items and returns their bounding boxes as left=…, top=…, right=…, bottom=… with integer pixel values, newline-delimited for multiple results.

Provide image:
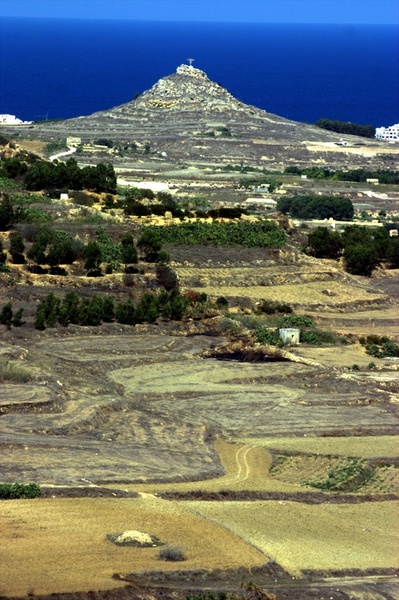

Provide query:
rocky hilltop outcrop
left=63, top=64, right=285, bottom=128
left=26, top=64, right=394, bottom=169
left=133, top=64, right=252, bottom=113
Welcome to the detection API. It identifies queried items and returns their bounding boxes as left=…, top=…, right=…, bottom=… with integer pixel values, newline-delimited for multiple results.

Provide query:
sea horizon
left=0, top=18, right=398, bottom=127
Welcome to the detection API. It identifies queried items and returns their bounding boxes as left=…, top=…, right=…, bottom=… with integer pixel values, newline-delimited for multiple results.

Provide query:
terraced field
left=1, top=257, right=399, bottom=599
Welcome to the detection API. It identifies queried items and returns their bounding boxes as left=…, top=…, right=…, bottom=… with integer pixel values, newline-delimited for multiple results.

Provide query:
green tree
left=27, top=228, right=53, bottom=265
left=0, top=194, right=15, bottom=230
left=169, top=289, right=186, bottom=320
left=12, top=308, right=24, bottom=327
left=343, top=243, right=379, bottom=276
left=135, top=292, right=159, bottom=324
left=102, top=296, right=115, bottom=322
left=41, top=292, right=60, bottom=327
left=59, top=291, right=81, bottom=326
left=84, top=240, right=102, bottom=271
left=387, top=238, right=399, bottom=268
left=115, top=299, right=136, bottom=325
left=315, top=118, right=375, bottom=138
left=121, top=233, right=138, bottom=264
left=307, top=227, right=343, bottom=258
left=277, top=195, right=354, bottom=221
left=9, top=232, right=25, bottom=263
left=34, top=307, right=46, bottom=330
left=0, top=240, right=7, bottom=265
left=79, top=296, right=103, bottom=326
left=137, top=228, right=162, bottom=259
left=0, top=301, right=13, bottom=328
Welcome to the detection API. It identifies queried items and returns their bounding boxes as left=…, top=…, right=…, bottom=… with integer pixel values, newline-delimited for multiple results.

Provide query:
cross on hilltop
left=187, top=58, right=194, bottom=67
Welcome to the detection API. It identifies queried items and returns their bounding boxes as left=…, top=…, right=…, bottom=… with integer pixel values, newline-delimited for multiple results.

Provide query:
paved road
left=49, top=146, right=77, bottom=162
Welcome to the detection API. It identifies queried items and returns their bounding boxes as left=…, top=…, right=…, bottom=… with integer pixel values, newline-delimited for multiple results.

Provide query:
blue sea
left=0, top=18, right=398, bottom=127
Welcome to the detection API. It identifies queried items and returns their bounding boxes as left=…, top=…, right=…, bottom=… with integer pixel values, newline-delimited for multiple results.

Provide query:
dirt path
left=106, top=439, right=279, bottom=495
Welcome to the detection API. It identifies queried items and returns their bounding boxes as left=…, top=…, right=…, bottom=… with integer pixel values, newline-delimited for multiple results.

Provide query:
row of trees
left=0, top=301, right=24, bottom=328
left=34, top=289, right=218, bottom=330
left=277, top=195, right=354, bottom=221
left=284, top=166, right=399, bottom=185
left=0, top=155, right=117, bottom=194
left=0, top=224, right=143, bottom=272
left=306, top=225, right=399, bottom=275
left=315, top=118, right=375, bottom=138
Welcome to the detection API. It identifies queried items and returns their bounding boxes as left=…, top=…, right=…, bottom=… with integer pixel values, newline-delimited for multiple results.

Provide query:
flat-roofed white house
left=0, top=114, right=32, bottom=125
left=244, top=197, right=277, bottom=210
left=375, top=123, right=399, bottom=142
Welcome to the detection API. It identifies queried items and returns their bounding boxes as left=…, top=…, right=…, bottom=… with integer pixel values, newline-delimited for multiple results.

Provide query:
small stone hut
left=279, top=328, right=300, bottom=345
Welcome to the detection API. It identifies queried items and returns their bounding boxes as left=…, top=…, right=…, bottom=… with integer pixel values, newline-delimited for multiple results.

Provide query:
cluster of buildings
left=0, top=113, right=33, bottom=125
left=375, top=123, right=399, bottom=142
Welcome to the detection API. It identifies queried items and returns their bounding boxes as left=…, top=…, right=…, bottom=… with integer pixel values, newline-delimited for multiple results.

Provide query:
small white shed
left=279, top=328, right=300, bottom=345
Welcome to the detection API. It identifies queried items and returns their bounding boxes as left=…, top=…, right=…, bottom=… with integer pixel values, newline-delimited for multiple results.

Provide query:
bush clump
left=0, top=482, right=41, bottom=499
left=304, top=459, right=375, bottom=492
left=278, top=314, right=314, bottom=328
left=158, top=546, right=186, bottom=562
left=0, top=360, right=32, bottom=383
left=254, top=327, right=283, bottom=346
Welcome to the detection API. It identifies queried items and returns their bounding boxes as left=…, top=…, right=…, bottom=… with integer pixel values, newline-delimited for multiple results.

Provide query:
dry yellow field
left=237, top=435, right=399, bottom=459
left=183, top=500, right=399, bottom=576
left=0, top=496, right=266, bottom=597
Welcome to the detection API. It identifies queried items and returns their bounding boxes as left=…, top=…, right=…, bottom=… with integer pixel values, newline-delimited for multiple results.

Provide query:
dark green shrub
left=84, top=240, right=102, bottom=271
left=258, top=300, right=292, bottom=315
left=277, top=194, right=354, bottom=221
left=135, top=292, right=159, bottom=324
left=9, top=232, right=25, bottom=263
left=79, top=296, right=103, bottom=326
left=102, top=296, right=115, bottom=322
left=366, top=340, right=399, bottom=358
left=343, top=243, right=379, bottom=276
left=121, top=233, right=137, bottom=264
left=300, top=329, right=337, bottom=345
left=155, top=250, right=170, bottom=264
left=42, top=292, right=60, bottom=327
left=278, top=314, right=314, bottom=327
left=0, top=360, right=31, bottom=383
left=304, top=459, right=374, bottom=492
left=168, top=289, right=186, bottom=320
left=0, top=482, right=41, bottom=499
left=12, top=308, right=24, bottom=327
left=115, top=300, right=136, bottom=325
left=216, top=296, right=229, bottom=308
left=34, top=307, right=46, bottom=330
left=254, top=327, right=282, bottom=346
left=0, top=301, right=13, bottom=328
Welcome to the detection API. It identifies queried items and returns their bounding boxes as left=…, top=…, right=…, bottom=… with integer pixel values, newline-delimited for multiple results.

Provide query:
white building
left=0, top=114, right=33, bottom=125
left=375, top=123, right=399, bottom=142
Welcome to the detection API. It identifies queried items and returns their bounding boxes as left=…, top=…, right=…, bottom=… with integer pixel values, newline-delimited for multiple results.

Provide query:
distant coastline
left=0, top=18, right=398, bottom=125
